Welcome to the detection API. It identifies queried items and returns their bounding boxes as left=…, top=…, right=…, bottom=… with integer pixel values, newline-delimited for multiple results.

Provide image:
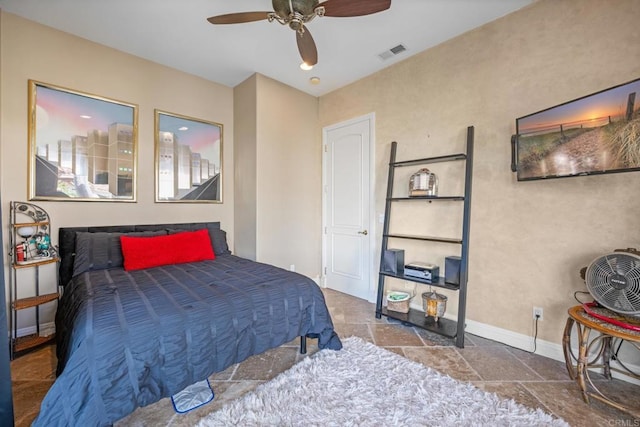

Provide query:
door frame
left=321, top=113, right=376, bottom=302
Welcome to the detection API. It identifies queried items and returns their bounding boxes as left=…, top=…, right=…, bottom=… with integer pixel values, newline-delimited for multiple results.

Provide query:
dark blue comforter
left=34, top=255, right=341, bottom=426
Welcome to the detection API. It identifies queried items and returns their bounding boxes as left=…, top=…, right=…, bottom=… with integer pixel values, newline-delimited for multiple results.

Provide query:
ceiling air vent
left=378, top=44, right=407, bottom=61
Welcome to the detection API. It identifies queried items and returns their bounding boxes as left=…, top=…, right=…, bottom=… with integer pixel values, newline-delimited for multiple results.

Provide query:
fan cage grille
left=585, top=252, right=640, bottom=316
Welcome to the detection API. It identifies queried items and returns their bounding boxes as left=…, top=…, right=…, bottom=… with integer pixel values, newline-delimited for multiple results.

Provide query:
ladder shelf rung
left=379, top=272, right=461, bottom=291
left=379, top=307, right=458, bottom=338
left=392, top=153, right=466, bottom=167
left=384, top=234, right=462, bottom=244
left=389, top=196, right=464, bottom=202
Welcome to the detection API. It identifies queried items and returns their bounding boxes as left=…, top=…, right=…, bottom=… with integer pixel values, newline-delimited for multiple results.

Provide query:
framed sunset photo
left=514, top=77, right=640, bottom=181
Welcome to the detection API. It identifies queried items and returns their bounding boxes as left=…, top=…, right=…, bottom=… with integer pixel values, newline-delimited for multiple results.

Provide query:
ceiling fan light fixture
left=208, top=0, right=392, bottom=67
left=289, top=17, right=304, bottom=33
left=300, top=62, right=314, bottom=70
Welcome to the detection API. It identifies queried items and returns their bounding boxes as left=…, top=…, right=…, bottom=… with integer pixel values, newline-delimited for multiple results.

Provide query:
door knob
left=358, top=230, right=368, bottom=235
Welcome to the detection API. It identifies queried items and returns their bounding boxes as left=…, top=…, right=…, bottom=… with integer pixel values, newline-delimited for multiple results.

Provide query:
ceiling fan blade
left=320, top=0, right=391, bottom=17
left=297, top=26, right=318, bottom=66
left=207, top=11, right=271, bottom=25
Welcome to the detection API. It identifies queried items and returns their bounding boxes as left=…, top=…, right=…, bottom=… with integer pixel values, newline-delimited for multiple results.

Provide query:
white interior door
left=323, top=114, right=373, bottom=300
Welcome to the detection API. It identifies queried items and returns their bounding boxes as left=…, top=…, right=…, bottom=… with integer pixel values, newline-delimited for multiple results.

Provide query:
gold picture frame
left=154, top=110, right=223, bottom=203
left=28, top=80, right=138, bottom=201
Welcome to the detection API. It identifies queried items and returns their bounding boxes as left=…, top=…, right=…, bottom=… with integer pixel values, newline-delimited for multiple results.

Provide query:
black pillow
left=208, top=227, right=231, bottom=255
left=72, top=230, right=167, bottom=277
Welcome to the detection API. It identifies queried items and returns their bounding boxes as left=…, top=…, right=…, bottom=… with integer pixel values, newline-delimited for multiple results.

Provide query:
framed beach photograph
left=154, top=110, right=223, bottom=203
left=28, top=80, right=138, bottom=201
left=514, top=77, right=640, bottom=181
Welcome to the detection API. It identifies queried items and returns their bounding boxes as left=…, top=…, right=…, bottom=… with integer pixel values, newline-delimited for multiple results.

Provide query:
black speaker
left=444, top=256, right=461, bottom=285
left=382, top=249, right=404, bottom=275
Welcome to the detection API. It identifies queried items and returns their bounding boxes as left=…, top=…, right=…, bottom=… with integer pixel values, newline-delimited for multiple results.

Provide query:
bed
left=33, top=222, right=342, bottom=426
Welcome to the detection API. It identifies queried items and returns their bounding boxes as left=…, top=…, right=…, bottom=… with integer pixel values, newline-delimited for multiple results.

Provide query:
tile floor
left=11, top=288, right=640, bottom=426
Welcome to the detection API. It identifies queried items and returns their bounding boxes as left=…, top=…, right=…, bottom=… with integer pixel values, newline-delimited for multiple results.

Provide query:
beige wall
left=255, top=74, right=321, bottom=277
left=319, top=0, right=640, bottom=344
left=234, top=75, right=258, bottom=260
left=3, top=0, right=640, bottom=350
left=1, top=12, right=235, bottom=329
left=235, top=73, right=321, bottom=276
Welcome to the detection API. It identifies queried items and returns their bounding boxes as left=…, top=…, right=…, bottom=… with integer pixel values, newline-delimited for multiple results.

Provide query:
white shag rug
left=197, top=337, right=568, bottom=427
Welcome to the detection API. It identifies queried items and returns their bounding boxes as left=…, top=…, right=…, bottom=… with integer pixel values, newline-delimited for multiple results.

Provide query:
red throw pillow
left=120, top=229, right=215, bottom=271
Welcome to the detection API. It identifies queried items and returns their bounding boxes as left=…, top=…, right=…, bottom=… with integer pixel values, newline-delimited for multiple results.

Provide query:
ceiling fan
left=207, top=0, right=392, bottom=67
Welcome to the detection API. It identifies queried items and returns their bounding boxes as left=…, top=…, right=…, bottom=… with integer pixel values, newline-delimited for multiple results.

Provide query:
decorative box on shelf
left=409, top=168, right=438, bottom=197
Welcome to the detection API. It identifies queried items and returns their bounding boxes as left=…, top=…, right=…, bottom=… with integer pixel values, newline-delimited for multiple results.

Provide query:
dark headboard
left=58, top=222, right=220, bottom=287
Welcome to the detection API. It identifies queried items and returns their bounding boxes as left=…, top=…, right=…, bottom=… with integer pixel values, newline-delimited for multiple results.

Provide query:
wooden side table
left=562, top=305, right=640, bottom=417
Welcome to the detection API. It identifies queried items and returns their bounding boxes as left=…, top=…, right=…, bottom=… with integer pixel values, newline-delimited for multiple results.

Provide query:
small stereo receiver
left=404, top=262, right=439, bottom=283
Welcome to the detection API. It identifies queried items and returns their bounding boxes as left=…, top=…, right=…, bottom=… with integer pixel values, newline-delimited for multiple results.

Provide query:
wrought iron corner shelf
left=8, top=201, right=59, bottom=359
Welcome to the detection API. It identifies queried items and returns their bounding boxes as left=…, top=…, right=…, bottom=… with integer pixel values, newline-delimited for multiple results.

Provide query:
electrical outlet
left=533, top=307, right=543, bottom=321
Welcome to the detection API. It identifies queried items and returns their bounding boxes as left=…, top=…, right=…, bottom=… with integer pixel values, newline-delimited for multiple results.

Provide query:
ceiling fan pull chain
left=288, top=0, right=294, bottom=17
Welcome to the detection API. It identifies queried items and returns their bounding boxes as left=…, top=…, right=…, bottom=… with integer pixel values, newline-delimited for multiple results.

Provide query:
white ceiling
left=0, top=0, right=533, bottom=96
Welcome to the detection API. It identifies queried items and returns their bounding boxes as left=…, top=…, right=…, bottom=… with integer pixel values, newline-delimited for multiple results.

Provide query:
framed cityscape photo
left=154, top=110, right=223, bottom=203
left=28, top=80, right=138, bottom=201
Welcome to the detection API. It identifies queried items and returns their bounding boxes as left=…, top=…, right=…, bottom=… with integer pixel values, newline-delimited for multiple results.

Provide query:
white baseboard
left=13, top=322, right=55, bottom=339
left=464, top=317, right=640, bottom=386
left=464, top=317, right=563, bottom=359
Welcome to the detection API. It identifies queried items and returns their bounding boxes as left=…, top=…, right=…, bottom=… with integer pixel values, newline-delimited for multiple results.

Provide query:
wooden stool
left=562, top=305, right=640, bottom=417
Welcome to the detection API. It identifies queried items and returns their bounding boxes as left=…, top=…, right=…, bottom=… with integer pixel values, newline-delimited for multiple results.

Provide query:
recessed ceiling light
left=309, top=76, right=321, bottom=85
left=178, top=126, right=188, bottom=131
left=300, top=62, right=313, bottom=71
left=80, top=115, right=92, bottom=119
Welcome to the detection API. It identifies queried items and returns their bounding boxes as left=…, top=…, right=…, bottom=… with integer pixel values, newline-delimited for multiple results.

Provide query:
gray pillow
left=208, top=227, right=231, bottom=255
left=72, top=230, right=167, bottom=277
